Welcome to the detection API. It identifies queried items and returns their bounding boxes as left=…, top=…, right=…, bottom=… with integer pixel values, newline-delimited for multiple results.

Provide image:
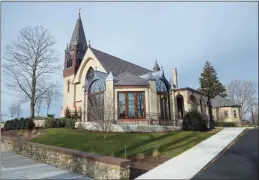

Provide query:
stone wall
left=75, top=122, right=181, bottom=133
left=1, top=136, right=130, bottom=179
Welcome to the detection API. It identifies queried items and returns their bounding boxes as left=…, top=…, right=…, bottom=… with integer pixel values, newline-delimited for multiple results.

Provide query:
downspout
left=148, top=84, right=151, bottom=125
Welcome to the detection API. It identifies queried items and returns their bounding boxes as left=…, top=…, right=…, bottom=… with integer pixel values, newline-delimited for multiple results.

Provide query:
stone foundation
left=1, top=136, right=131, bottom=179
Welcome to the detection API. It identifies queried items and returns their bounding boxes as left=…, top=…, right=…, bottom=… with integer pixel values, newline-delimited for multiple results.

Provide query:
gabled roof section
left=211, top=95, right=240, bottom=107
left=114, top=72, right=149, bottom=86
left=90, top=47, right=151, bottom=76
left=69, top=13, right=87, bottom=48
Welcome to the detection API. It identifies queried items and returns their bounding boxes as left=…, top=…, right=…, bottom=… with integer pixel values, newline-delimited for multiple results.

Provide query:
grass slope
left=32, top=128, right=221, bottom=159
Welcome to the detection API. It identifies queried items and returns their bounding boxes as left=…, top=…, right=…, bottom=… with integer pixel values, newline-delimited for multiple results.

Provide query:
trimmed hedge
left=4, top=117, right=35, bottom=131
left=44, top=118, right=76, bottom=129
left=214, top=122, right=237, bottom=127
left=182, top=110, right=209, bottom=131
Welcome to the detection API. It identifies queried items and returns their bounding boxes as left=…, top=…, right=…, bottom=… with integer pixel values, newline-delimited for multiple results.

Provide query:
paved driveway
left=193, top=128, right=258, bottom=180
left=1, top=144, right=91, bottom=179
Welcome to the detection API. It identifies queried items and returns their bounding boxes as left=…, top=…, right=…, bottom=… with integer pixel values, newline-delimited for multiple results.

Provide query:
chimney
left=172, top=68, right=178, bottom=88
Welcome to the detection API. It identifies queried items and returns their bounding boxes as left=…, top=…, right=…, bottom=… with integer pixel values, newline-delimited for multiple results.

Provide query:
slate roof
left=114, top=72, right=149, bottom=86
left=140, top=71, right=163, bottom=80
left=211, top=95, right=240, bottom=107
left=90, top=47, right=152, bottom=76
left=69, top=14, right=87, bottom=48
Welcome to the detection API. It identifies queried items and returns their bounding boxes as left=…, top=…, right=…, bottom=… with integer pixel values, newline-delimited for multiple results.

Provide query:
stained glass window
left=86, top=67, right=94, bottom=82
left=156, top=80, right=168, bottom=92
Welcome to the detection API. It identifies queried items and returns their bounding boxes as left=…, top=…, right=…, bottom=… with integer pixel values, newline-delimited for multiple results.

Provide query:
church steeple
left=69, top=11, right=87, bottom=48
left=63, top=11, right=88, bottom=78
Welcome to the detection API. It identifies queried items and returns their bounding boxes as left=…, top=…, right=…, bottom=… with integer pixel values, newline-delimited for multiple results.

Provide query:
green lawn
left=32, top=128, right=221, bottom=159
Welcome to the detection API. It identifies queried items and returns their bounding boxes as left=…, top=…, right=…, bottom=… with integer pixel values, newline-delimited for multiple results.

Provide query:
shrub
left=65, top=118, right=76, bottom=129
left=152, top=147, right=160, bottom=158
left=45, top=118, right=56, bottom=128
left=16, top=130, right=24, bottom=136
left=182, top=110, right=208, bottom=131
left=23, top=131, right=30, bottom=138
left=20, top=118, right=26, bottom=129
left=56, top=118, right=66, bottom=128
left=214, top=122, right=237, bottom=127
left=12, top=119, right=18, bottom=130
left=26, top=118, right=35, bottom=130
left=4, top=120, right=10, bottom=130
left=136, top=152, right=145, bottom=161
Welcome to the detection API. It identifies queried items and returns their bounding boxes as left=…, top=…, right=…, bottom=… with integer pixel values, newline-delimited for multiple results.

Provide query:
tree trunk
left=30, top=70, right=36, bottom=119
left=47, top=106, right=49, bottom=115
left=208, top=91, right=214, bottom=129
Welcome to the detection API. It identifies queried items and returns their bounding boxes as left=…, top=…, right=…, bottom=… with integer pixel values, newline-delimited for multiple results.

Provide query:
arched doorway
left=87, top=79, right=105, bottom=121
left=157, top=79, right=170, bottom=119
left=189, top=95, right=198, bottom=110
left=176, top=94, right=184, bottom=118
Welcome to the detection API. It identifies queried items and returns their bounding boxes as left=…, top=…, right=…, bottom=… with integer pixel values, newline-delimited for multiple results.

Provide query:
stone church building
left=61, top=13, right=241, bottom=125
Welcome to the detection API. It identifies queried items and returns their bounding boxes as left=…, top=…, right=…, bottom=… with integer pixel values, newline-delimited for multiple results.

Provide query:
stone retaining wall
left=1, top=136, right=131, bottom=179
left=75, top=122, right=181, bottom=133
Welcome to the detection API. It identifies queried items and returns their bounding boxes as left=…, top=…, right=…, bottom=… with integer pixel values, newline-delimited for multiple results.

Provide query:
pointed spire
left=106, top=72, right=114, bottom=81
left=153, top=59, right=160, bottom=72
left=78, top=8, right=81, bottom=19
left=69, top=11, right=87, bottom=48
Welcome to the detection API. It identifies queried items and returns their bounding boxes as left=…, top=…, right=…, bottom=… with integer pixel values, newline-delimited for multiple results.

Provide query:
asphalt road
left=193, top=128, right=258, bottom=180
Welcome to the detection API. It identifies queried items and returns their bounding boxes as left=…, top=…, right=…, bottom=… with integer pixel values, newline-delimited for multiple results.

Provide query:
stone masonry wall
left=1, top=136, right=130, bottom=179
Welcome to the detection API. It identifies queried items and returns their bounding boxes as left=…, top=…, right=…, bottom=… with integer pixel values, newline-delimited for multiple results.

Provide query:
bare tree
left=16, top=101, right=22, bottom=118
left=227, top=80, right=257, bottom=120
left=3, top=26, right=60, bottom=119
left=8, top=102, right=17, bottom=120
left=36, top=97, right=43, bottom=116
left=43, top=88, right=60, bottom=115
left=87, top=95, right=114, bottom=139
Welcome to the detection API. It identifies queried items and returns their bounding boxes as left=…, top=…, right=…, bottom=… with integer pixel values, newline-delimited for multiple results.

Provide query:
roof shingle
left=114, top=72, right=149, bottom=86
left=90, top=47, right=152, bottom=76
left=211, top=95, right=240, bottom=107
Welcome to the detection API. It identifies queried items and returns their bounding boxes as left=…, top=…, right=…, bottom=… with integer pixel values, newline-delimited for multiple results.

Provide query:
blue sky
left=1, top=2, right=258, bottom=120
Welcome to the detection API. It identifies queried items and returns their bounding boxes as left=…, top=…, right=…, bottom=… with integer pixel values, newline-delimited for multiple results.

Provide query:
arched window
left=86, top=67, right=94, bottom=82
left=66, top=54, right=72, bottom=68
left=156, top=79, right=170, bottom=119
left=156, top=79, right=168, bottom=92
left=88, top=79, right=105, bottom=94
left=87, top=79, right=105, bottom=121
left=78, top=107, right=82, bottom=119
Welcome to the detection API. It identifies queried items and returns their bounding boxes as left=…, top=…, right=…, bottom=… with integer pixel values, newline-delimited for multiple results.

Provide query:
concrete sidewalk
left=136, top=127, right=246, bottom=180
left=1, top=144, right=91, bottom=179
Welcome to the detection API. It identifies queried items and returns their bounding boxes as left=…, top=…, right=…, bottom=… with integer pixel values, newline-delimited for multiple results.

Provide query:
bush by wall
left=4, top=117, right=35, bottom=131
left=45, top=118, right=57, bottom=128
left=64, top=118, right=76, bottom=129
left=44, top=118, right=76, bottom=129
left=182, top=110, right=208, bottom=131
left=214, top=122, right=237, bottom=127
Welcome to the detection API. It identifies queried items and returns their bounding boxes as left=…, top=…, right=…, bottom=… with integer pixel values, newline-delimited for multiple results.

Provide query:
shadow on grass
left=114, top=131, right=198, bottom=158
